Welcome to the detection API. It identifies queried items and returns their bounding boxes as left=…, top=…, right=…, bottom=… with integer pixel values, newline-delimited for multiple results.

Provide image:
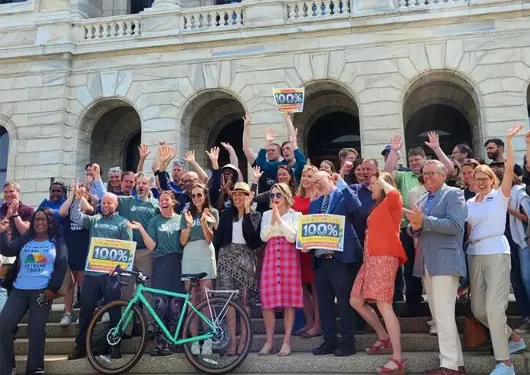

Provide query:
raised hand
left=271, top=202, right=281, bottom=224
left=340, top=161, right=353, bottom=176
left=7, top=199, right=19, bottom=217
left=243, top=113, right=252, bottom=127
left=205, top=147, right=220, bottom=163
left=184, top=150, right=196, bottom=164
left=265, top=128, right=277, bottom=143
left=251, top=166, right=263, bottom=184
left=245, top=191, right=255, bottom=213
left=403, top=206, right=423, bottom=230
left=424, top=132, right=440, bottom=150
left=138, top=144, right=150, bottom=159
left=90, top=163, right=101, bottom=180
left=507, top=124, right=524, bottom=139
left=127, top=221, right=143, bottom=231
left=160, top=145, right=176, bottom=165
left=184, top=210, right=193, bottom=227
left=289, top=127, right=298, bottom=145
left=220, top=142, right=234, bottom=154
left=390, top=135, right=403, bottom=152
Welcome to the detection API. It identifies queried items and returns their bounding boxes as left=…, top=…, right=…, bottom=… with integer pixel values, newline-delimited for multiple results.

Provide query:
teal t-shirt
left=82, top=213, right=133, bottom=276
left=180, top=209, right=219, bottom=242
left=147, top=214, right=183, bottom=257
left=395, top=170, right=421, bottom=228
left=118, top=196, right=160, bottom=248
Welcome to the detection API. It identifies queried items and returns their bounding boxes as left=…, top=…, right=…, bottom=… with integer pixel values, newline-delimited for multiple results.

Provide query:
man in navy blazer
left=303, top=171, right=363, bottom=357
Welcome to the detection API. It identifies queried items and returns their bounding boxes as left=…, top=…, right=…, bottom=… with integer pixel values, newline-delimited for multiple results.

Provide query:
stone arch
left=402, top=69, right=483, bottom=157
left=0, top=115, right=17, bottom=184
left=180, top=89, right=246, bottom=171
left=75, top=97, right=141, bottom=177
left=294, top=80, right=360, bottom=167
left=527, top=84, right=530, bottom=122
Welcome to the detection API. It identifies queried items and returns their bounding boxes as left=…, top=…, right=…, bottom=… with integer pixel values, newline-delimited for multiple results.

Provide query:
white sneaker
left=428, top=320, right=437, bottom=335
left=190, top=341, right=200, bottom=355
left=201, top=339, right=213, bottom=356
left=101, top=312, right=110, bottom=323
left=60, top=313, right=72, bottom=326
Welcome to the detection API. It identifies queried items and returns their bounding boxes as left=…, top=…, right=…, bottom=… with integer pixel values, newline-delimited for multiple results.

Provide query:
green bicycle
left=85, top=266, right=252, bottom=375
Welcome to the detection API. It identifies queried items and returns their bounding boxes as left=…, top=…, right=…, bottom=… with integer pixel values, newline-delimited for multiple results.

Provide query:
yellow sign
left=85, top=237, right=136, bottom=274
left=296, top=214, right=345, bottom=252
left=272, top=88, right=305, bottom=113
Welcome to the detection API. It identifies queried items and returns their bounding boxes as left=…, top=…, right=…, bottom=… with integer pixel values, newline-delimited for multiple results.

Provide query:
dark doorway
left=307, top=112, right=360, bottom=168
left=215, top=119, right=247, bottom=179
left=405, top=104, right=472, bottom=158
left=131, top=0, right=154, bottom=13
left=125, top=131, right=141, bottom=172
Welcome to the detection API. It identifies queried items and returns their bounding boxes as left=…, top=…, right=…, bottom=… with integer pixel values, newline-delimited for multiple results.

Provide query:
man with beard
left=485, top=138, right=523, bottom=176
left=67, top=191, right=132, bottom=360
left=451, top=144, right=473, bottom=165
left=118, top=171, right=136, bottom=197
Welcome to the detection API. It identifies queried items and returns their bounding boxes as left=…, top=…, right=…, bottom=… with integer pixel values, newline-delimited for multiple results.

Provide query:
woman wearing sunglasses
left=259, top=183, right=303, bottom=357
left=180, top=183, right=219, bottom=356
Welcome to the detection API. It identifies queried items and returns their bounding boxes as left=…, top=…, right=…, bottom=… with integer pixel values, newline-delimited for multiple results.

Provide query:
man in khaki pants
left=405, top=160, right=467, bottom=375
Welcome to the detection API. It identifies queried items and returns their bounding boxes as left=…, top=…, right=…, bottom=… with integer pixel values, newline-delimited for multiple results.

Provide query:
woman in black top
left=215, top=182, right=262, bottom=356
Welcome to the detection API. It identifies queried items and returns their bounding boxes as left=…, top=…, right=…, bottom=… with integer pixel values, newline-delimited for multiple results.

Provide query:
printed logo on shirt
left=266, top=177, right=275, bottom=186
left=159, top=222, right=180, bottom=232
left=130, top=205, right=156, bottom=214
left=485, top=196, right=494, bottom=202
left=22, top=243, right=53, bottom=274
left=70, top=222, right=83, bottom=232
left=94, top=223, right=119, bottom=231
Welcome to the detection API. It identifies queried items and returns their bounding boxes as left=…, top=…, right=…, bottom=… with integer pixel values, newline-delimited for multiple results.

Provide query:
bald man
left=68, top=190, right=132, bottom=360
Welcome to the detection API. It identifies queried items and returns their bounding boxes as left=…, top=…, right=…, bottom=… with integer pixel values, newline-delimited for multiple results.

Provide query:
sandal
left=366, top=338, right=392, bottom=355
left=377, top=358, right=405, bottom=374
left=258, top=342, right=275, bottom=356
left=278, top=342, right=291, bottom=357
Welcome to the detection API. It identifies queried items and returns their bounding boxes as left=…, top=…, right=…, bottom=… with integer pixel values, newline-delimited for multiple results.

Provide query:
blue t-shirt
left=39, top=199, right=65, bottom=223
left=14, top=240, right=57, bottom=290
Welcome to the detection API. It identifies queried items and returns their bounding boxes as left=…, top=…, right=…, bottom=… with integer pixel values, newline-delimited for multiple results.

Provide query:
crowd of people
left=0, top=112, right=530, bottom=375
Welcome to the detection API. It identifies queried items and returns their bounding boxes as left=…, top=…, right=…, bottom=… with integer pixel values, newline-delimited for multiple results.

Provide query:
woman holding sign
left=350, top=172, right=407, bottom=374
left=293, top=165, right=322, bottom=338
left=259, top=183, right=303, bottom=357
left=127, top=190, right=183, bottom=357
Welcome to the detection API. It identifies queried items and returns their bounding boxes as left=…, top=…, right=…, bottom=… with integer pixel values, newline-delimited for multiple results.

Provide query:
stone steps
left=12, top=352, right=530, bottom=374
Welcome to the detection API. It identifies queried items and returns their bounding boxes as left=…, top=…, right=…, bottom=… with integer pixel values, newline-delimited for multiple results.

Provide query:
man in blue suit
left=302, top=171, right=363, bottom=357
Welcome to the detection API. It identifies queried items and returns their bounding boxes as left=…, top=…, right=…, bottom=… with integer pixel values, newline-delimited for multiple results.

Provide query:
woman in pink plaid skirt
left=259, top=183, right=303, bottom=357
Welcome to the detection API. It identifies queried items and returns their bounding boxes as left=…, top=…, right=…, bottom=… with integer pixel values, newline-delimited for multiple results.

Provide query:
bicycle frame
left=113, top=284, right=215, bottom=345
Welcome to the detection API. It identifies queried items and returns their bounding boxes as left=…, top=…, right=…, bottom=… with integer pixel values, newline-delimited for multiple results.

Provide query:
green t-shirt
left=147, top=214, right=183, bottom=257
left=118, top=196, right=160, bottom=248
left=395, top=170, right=421, bottom=228
left=82, top=213, right=133, bottom=276
left=180, top=208, right=219, bottom=242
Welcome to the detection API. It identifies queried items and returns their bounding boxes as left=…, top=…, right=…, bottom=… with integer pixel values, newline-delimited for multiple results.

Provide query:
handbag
left=464, top=317, right=488, bottom=348
left=53, top=266, right=74, bottom=299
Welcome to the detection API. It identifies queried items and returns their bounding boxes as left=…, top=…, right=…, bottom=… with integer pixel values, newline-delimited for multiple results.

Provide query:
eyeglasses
left=422, top=171, right=439, bottom=177
left=191, top=193, right=203, bottom=199
left=268, top=192, right=283, bottom=199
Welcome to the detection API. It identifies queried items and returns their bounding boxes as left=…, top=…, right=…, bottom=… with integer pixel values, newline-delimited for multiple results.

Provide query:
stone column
left=151, top=0, right=182, bottom=10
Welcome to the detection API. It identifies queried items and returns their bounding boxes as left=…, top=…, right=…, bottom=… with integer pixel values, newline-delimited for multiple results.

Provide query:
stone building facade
left=0, top=0, right=529, bottom=205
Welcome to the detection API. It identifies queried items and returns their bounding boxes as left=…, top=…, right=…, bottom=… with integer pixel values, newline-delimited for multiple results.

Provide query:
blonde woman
left=259, top=183, right=303, bottom=357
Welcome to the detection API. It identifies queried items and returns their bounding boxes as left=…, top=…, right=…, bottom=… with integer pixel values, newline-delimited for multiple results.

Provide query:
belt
left=468, top=234, right=503, bottom=245
left=318, top=254, right=334, bottom=260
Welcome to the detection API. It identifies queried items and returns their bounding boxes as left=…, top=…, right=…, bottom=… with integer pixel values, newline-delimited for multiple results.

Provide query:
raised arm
left=184, top=150, right=208, bottom=183
left=180, top=211, right=193, bottom=246
left=136, top=144, right=151, bottom=173
left=89, top=164, right=107, bottom=202
left=242, top=113, right=257, bottom=165
left=128, top=221, right=156, bottom=251
left=424, top=132, right=455, bottom=176
left=221, top=142, right=243, bottom=182
left=58, top=185, right=75, bottom=218
left=383, top=135, right=402, bottom=179
left=5, top=200, right=31, bottom=236
left=502, top=125, right=525, bottom=197
left=336, top=176, right=361, bottom=215
left=158, top=145, right=177, bottom=192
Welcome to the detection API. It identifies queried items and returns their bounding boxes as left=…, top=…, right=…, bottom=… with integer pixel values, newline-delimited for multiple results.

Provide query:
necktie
left=321, top=194, right=330, bottom=213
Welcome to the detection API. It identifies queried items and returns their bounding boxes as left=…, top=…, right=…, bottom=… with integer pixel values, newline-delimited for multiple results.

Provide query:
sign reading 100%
left=85, top=238, right=137, bottom=274
left=296, top=214, right=345, bottom=252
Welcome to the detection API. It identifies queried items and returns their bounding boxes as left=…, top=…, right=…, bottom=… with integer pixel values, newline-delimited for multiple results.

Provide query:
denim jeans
left=517, top=244, right=530, bottom=310
left=510, top=243, right=530, bottom=318
left=0, top=286, right=7, bottom=313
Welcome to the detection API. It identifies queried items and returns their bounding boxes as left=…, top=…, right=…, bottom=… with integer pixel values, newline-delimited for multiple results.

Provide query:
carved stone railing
left=286, top=0, right=351, bottom=21
left=181, top=3, right=244, bottom=31
left=398, top=0, right=469, bottom=10
left=80, top=15, right=141, bottom=40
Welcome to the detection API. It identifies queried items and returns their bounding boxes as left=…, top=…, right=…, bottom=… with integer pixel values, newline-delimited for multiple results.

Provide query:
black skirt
left=152, top=253, right=184, bottom=293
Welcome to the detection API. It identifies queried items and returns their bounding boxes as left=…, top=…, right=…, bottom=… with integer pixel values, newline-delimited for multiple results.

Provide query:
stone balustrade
left=181, top=3, right=244, bottom=31
left=80, top=15, right=141, bottom=40
left=398, top=0, right=469, bottom=9
left=286, top=1, right=352, bottom=21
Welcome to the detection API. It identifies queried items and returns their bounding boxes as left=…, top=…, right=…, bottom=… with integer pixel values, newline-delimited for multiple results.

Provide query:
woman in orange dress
left=350, top=172, right=407, bottom=374
left=292, top=165, right=321, bottom=338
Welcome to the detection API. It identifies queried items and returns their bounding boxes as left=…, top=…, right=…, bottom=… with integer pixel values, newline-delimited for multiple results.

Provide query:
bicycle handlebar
left=112, top=265, right=150, bottom=285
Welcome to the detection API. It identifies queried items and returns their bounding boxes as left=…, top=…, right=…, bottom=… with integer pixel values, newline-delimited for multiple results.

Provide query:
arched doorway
left=181, top=90, right=246, bottom=174
left=0, top=126, right=8, bottom=190
left=403, top=72, right=480, bottom=159
left=77, top=99, right=141, bottom=177
left=295, top=81, right=360, bottom=168
left=527, top=85, right=530, bottom=123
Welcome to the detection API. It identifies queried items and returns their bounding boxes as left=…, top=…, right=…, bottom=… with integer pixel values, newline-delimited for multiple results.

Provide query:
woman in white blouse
left=259, top=183, right=303, bottom=357
left=466, top=125, right=526, bottom=375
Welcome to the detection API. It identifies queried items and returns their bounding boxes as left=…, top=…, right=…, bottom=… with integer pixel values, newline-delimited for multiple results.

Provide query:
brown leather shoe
left=424, top=368, right=460, bottom=375
left=458, top=367, right=466, bottom=375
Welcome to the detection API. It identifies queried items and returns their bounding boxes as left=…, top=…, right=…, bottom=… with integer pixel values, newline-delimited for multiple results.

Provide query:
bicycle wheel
left=182, top=297, right=252, bottom=374
left=86, top=300, right=148, bottom=375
